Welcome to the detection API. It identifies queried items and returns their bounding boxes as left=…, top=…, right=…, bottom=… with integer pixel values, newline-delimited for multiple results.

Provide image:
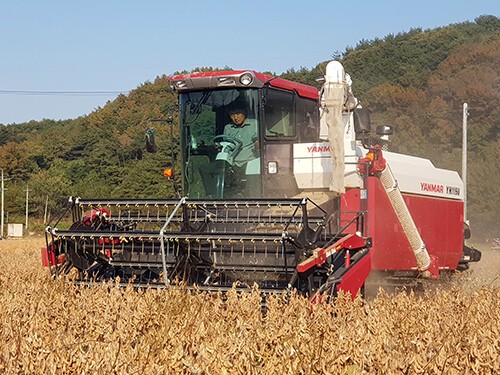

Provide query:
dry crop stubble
left=0, top=237, right=498, bottom=374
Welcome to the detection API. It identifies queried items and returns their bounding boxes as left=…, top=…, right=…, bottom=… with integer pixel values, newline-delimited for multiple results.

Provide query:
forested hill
left=0, top=15, right=499, bottom=238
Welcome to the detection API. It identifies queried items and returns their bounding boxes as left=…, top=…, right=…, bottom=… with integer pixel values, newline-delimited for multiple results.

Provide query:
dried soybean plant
left=0, top=238, right=498, bottom=374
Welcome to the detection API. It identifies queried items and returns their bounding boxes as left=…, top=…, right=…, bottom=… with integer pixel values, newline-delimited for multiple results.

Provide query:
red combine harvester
left=42, top=62, right=480, bottom=299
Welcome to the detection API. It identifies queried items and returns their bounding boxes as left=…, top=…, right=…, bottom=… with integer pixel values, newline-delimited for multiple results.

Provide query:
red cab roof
left=169, top=70, right=319, bottom=100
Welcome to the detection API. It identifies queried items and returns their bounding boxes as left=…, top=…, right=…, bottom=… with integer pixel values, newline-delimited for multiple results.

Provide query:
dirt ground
left=467, top=244, right=500, bottom=287
left=364, top=242, right=499, bottom=299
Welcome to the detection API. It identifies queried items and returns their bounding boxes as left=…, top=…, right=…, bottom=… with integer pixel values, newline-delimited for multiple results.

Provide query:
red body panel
left=41, top=245, right=52, bottom=267
left=341, top=177, right=463, bottom=271
left=338, top=251, right=372, bottom=298
left=41, top=243, right=64, bottom=267
left=264, top=77, right=319, bottom=100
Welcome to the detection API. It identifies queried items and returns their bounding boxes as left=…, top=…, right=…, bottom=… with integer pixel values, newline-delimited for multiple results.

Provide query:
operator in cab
left=223, top=105, right=259, bottom=168
left=201, top=102, right=260, bottom=198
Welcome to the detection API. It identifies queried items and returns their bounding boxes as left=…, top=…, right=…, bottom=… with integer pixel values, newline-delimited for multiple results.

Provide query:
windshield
left=179, top=88, right=261, bottom=198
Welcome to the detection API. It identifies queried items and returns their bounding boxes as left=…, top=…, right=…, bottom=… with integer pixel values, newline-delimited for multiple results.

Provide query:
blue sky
left=0, top=1, right=498, bottom=125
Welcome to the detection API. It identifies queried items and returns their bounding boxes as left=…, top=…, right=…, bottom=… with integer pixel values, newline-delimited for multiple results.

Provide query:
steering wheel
left=213, top=135, right=243, bottom=151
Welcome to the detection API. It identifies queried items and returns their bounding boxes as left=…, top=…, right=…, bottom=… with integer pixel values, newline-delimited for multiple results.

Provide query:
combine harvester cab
left=43, top=61, right=480, bottom=299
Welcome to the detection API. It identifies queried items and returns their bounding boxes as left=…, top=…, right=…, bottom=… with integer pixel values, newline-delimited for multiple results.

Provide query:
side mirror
left=376, top=125, right=394, bottom=140
left=145, top=128, right=157, bottom=153
left=353, top=108, right=371, bottom=138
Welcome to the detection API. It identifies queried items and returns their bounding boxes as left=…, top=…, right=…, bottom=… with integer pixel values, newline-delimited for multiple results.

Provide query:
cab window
left=264, top=89, right=295, bottom=138
left=297, top=96, right=318, bottom=142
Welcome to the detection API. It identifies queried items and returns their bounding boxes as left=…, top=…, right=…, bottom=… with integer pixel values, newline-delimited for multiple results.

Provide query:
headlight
left=239, top=73, right=253, bottom=86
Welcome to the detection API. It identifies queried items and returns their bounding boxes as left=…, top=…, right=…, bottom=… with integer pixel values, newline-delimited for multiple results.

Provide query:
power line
left=0, top=90, right=127, bottom=96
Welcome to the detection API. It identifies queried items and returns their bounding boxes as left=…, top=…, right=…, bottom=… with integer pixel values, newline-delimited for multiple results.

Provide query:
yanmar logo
left=420, top=183, right=444, bottom=194
left=307, top=145, right=330, bottom=153
left=420, top=183, right=461, bottom=196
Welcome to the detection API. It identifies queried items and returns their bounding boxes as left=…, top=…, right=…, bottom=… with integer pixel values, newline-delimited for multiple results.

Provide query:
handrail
left=160, top=197, right=186, bottom=287
left=322, top=212, right=363, bottom=249
left=340, top=160, right=370, bottom=237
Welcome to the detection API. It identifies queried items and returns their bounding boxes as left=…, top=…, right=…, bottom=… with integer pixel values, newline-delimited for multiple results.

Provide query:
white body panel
left=293, top=134, right=463, bottom=200
left=293, top=142, right=362, bottom=189
left=295, top=112, right=363, bottom=190
left=384, top=151, right=463, bottom=200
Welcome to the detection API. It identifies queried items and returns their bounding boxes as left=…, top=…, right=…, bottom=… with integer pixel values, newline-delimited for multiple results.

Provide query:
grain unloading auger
left=42, top=61, right=480, bottom=299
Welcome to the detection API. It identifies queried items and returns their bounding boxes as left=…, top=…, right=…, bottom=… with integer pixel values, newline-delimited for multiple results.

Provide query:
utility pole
left=1, top=170, right=4, bottom=239
left=462, top=103, right=468, bottom=223
left=44, top=195, right=49, bottom=224
left=25, top=183, right=30, bottom=230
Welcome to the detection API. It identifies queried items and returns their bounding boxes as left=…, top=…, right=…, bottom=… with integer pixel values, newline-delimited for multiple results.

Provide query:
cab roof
left=169, top=70, right=319, bottom=100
